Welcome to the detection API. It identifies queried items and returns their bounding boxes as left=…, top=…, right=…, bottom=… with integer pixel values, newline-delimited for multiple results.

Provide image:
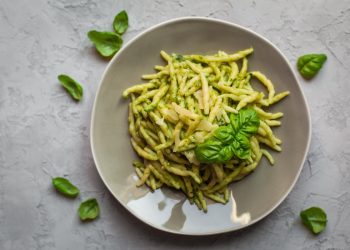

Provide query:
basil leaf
left=297, top=54, right=327, bottom=79
left=58, top=74, right=83, bottom=101
left=195, top=108, right=260, bottom=164
left=78, top=198, right=100, bottom=221
left=300, top=207, right=327, bottom=234
left=230, top=108, right=260, bottom=159
left=87, top=30, right=123, bottom=57
left=113, top=10, right=128, bottom=35
left=195, top=126, right=235, bottom=164
left=52, top=177, right=80, bottom=198
left=231, top=134, right=251, bottom=159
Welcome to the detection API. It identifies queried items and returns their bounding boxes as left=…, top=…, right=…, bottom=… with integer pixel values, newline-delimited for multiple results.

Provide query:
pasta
left=123, top=48, right=289, bottom=212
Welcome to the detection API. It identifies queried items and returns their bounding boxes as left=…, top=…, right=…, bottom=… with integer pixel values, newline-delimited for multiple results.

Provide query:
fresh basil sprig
left=195, top=108, right=260, bottom=164
left=297, top=54, right=327, bottom=79
left=58, top=74, right=83, bottom=101
left=52, top=177, right=80, bottom=198
left=113, top=10, right=128, bottom=35
left=78, top=198, right=100, bottom=221
left=88, top=31, right=123, bottom=57
left=300, top=207, right=327, bottom=234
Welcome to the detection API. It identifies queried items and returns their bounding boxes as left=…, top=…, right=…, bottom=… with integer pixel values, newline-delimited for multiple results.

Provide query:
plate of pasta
left=91, top=17, right=311, bottom=235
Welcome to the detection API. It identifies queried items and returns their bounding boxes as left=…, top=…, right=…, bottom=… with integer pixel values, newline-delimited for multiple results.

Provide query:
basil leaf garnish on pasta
left=195, top=108, right=260, bottom=164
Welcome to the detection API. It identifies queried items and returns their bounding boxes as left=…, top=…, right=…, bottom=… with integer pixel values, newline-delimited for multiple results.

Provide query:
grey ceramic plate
left=90, top=17, right=311, bottom=235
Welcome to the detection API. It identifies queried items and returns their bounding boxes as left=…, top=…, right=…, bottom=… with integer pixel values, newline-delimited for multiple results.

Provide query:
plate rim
left=90, top=16, right=312, bottom=235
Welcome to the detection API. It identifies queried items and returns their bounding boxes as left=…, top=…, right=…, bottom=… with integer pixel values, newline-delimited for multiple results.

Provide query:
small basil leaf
left=297, top=54, right=327, bottom=79
left=78, top=198, right=100, bottom=221
left=87, top=30, right=123, bottom=57
left=300, top=207, right=327, bottom=234
left=52, top=177, right=80, bottom=198
left=113, top=10, right=128, bottom=35
left=58, top=74, right=83, bottom=101
left=195, top=108, right=260, bottom=164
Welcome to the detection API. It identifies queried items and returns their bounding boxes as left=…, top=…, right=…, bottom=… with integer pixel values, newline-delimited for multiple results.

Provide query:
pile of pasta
left=122, top=48, right=289, bottom=212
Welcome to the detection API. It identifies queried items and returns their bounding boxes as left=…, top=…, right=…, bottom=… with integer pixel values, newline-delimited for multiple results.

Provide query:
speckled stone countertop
left=0, top=0, right=349, bottom=249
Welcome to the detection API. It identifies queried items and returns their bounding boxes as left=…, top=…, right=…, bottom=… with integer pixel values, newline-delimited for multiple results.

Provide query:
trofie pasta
left=122, top=48, right=289, bottom=212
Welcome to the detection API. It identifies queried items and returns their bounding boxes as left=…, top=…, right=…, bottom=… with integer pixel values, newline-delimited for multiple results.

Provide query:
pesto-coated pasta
left=123, top=48, right=289, bottom=212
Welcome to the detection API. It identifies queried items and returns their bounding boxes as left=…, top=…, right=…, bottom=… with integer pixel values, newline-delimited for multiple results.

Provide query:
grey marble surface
left=0, top=0, right=349, bottom=249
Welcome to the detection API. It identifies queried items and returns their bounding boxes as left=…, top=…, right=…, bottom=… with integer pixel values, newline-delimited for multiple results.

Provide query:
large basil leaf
left=297, top=54, right=327, bottom=79
left=195, top=108, right=260, bottom=164
left=230, top=108, right=260, bottom=159
left=300, top=207, right=327, bottom=234
left=87, top=30, right=123, bottom=57
left=58, top=74, right=83, bottom=101
left=113, top=10, right=128, bottom=35
left=52, top=177, right=80, bottom=198
left=78, top=198, right=100, bottom=221
left=195, top=126, right=235, bottom=164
